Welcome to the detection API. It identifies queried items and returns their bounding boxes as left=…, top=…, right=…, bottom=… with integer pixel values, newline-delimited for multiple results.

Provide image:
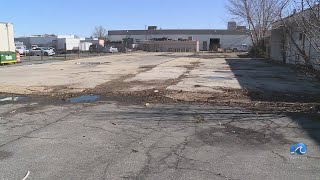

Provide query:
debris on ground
left=131, top=149, right=139, bottom=153
left=145, top=103, right=150, bottom=107
left=1, top=53, right=319, bottom=113
left=22, top=171, right=30, bottom=180
left=194, top=115, right=206, bottom=123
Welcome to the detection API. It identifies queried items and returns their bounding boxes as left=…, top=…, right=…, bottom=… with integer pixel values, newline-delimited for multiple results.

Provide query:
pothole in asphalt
left=66, top=95, right=100, bottom=103
left=196, top=124, right=290, bottom=147
left=0, top=96, right=28, bottom=102
left=209, top=76, right=233, bottom=81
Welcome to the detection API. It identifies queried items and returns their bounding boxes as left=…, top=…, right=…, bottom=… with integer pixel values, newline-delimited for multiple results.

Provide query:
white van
left=230, top=44, right=250, bottom=52
left=15, top=45, right=29, bottom=55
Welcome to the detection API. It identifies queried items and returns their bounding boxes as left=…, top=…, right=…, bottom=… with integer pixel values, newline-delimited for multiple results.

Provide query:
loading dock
left=209, top=38, right=220, bottom=51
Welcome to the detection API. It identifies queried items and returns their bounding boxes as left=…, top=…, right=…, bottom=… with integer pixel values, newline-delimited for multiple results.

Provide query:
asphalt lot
left=0, top=52, right=320, bottom=179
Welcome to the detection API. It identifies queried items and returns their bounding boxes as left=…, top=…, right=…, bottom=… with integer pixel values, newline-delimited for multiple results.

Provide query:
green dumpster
left=0, top=52, right=16, bottom=64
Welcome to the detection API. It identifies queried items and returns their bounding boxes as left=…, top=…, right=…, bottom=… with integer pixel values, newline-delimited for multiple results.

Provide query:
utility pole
left=145, top=25, right=147, bottom=40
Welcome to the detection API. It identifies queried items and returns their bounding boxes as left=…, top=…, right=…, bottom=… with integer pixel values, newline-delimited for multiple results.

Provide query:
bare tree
left=92, top=26, right=108, bottom=40
left=276, top=0, right=320, bottom=67
left=227, top=0, right=320, bottom=68
left=227, top=0, right=287, bottom=47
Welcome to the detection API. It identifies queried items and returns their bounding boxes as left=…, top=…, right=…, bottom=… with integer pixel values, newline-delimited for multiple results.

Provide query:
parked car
left=104, top=46, right=118, bottom=53
left=48, top=47, right=55, bottom=51
left=125, top=48, right=133, bottom=52
left=16, top=46, right=29, bottom=55
left=89, top=45, right=119, bottom=53
left=31, top=45, right=38, bottom=50
left=229, top=44, right=250, bottom=52
left=30, top=47, right=55, bottom=56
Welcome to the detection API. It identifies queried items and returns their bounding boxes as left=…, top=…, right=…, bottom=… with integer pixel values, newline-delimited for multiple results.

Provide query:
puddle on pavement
left=75, top=62, right=109, bottom=65
left=0, top=96, right=27, bottom=102
left=209, top=76, right=233, bottom=81
left=67, top=95, right=100, bottom=103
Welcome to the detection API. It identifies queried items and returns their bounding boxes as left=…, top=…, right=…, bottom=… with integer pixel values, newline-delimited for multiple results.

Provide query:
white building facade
left=108, top=29, right=252, bottom=51
left=270, top=8, right=320, bottom=71
left=14, top=36, right=57, bottom=48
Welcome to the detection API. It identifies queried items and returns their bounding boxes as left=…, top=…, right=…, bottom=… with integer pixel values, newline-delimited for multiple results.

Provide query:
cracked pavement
left=0, top=52, right=320, bottom=179
left=1, top=102, right=320, bottom=179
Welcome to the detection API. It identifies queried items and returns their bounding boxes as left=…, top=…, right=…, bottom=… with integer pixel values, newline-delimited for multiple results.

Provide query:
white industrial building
left=108, top=29, right=252, bottom=51
left=270, top=7, right=320, bottom=71
left=14, top=35, right=104, bottom=51
left=14, top=35, right=57, bottom=49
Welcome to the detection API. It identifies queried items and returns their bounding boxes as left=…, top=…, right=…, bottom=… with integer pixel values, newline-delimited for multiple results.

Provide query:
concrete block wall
left=142, top=41, right=199, bottom=52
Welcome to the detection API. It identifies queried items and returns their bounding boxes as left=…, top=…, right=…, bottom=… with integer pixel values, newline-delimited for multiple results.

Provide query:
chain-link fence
left=20, top=49, right=117, bottom=64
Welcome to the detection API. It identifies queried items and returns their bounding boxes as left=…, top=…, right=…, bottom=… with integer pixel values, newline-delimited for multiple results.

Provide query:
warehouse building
left=15, top=35, right=57, bottom=48
left=15, top=35, right=105, bottom=51
left=108, top=25, right=252, bottom=51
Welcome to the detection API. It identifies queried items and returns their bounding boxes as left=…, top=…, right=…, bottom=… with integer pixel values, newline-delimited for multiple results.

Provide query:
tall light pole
left=145, top=25, right=147, bottom=40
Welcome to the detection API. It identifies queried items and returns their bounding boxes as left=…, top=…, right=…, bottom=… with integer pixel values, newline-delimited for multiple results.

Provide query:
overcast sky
left=3, top=0, right=232, bottom=37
